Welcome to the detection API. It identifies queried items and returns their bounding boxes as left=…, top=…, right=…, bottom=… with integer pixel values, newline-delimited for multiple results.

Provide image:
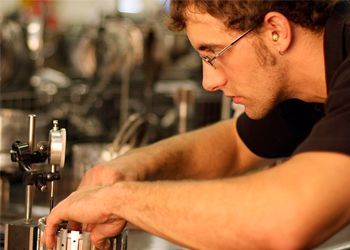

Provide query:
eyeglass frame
left=200, top=26, right=255, bottom=69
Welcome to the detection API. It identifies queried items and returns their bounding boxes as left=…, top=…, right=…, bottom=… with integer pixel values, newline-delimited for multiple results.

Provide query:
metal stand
left=5, top=115, right=38, bottom=250
left=5, top=115, right=66, bottom=250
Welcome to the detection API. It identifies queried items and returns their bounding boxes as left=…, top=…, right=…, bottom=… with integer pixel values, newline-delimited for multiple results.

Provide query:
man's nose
left=201, top=63, right=226, bottom=92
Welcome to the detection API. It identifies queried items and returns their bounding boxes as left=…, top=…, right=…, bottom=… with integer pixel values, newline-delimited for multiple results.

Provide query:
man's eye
left=200, top=52, right=214, bottom=58
left=200, top=47, right=216, bottom=56
left=206, top=50, right=216, bottom=55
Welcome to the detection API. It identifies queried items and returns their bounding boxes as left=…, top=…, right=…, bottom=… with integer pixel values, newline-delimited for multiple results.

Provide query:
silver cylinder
left=37, top=217, right=127, bottom=250
left=176, top=88, right=195, bottom=134
left=25, top=114, right=36, bottom=223
left=28, top=114, right=36, bottom=151
left=24, top=185, right=33, bottom=223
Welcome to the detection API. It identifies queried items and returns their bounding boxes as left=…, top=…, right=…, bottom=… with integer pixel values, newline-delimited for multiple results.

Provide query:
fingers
left=43, top=205, right=68, bottom=248
left=90, top=223, right=124, bottom=249
left=87, top=224, right=95, bottom=232
left=42, top=216, right=60, bottom=248
left=94, top=239, right=111, bottom=250
left=43, top=221, right=82, bottom=248
left=68, top=221, right=82, bottom=231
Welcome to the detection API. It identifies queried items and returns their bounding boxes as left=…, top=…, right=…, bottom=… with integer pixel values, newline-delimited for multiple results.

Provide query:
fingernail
left=95, top=239, right=110, bottom=249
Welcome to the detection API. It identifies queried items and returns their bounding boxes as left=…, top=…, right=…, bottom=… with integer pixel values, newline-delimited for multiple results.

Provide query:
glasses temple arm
left=216, top=27, right=255, bottom=58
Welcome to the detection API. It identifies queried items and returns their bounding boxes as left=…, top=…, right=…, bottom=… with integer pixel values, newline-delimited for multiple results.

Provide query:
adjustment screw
left=52, top=120, right=59, bottom=131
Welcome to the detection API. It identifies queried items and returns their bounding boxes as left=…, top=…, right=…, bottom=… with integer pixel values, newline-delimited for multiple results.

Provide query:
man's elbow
left=263, top=221, right=334, bottom=250
left=261, top=223, right=337, bottom=250
left=267, top=232, right=309, bottom=250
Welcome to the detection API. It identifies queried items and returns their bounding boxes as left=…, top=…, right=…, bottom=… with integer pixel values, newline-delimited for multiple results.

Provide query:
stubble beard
left=245, top=37, right=287, bottom=120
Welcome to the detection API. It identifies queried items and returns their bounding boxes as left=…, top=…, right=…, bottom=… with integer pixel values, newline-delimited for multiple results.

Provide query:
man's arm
left=79, top=118, right=271, bottom=186
left=106, top=152, right=350, bottom=249
left=141, top=117, right=271, bottom=179
left=44, top=152, right=350, bottom=249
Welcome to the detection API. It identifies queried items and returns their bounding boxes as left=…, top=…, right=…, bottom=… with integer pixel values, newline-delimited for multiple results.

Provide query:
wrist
left=106, top=181, right=138, bottom=218
left=124, top=146, right=162, bottom=180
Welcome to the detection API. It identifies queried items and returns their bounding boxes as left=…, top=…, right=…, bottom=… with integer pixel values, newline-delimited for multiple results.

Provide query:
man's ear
left=263, top=11, right=292, bottom=55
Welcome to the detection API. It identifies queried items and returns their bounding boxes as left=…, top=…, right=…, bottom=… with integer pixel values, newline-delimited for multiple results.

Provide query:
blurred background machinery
left=0, top=0, right=228, bottom=248
left=0, top=0, right=225, bottom=144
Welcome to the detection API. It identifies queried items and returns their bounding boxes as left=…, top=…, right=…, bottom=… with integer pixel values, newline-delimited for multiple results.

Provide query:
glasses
left=200, top=27, right=255, bottom=69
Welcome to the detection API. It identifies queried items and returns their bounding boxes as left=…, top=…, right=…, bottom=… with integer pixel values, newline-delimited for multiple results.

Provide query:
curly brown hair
left=168, top=0, right=339, bottom=32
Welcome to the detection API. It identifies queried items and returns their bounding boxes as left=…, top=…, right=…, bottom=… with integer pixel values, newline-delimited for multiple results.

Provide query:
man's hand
left=78, top=152, right=147, bottom=188
left=42, top=185, right=126, bottom=249
left=69, top=150, right=149, bottom=234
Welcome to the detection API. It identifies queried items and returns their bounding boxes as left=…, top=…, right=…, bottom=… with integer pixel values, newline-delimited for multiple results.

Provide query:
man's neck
left=286, top=27, right=327, bottom=103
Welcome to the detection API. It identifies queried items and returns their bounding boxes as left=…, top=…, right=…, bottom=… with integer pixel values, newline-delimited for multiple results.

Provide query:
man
left=43, top=0, right=350, bottom=249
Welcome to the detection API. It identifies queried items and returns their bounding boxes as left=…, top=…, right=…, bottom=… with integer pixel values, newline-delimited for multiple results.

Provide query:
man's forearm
left=106, top=152, right=350, bottom=249
left=126, top=118, right=265, bottom=181
left=78, top=118, right=265, bottom=188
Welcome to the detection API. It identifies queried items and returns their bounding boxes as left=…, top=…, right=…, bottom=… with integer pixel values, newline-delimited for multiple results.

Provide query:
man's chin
left=244, top=108, right=270, bottom=120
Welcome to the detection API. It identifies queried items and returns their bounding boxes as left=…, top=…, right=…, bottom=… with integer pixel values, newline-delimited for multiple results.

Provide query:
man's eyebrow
left=197, top=43, right=222, bottom=51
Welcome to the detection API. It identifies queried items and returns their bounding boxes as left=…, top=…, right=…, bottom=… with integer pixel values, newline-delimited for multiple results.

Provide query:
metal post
left=25, top=114, right=36, bottom=223
left=50, top=164, right=55, bottom=211
left=49, top=120, right=58, bottom=211
left=177, top=88, right=195, bottom=134
left=28, top=114, right=36, bottom=150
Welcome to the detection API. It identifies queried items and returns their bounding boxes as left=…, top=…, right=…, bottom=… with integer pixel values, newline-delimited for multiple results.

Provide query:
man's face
left=185, top=11, right=289, bottom=119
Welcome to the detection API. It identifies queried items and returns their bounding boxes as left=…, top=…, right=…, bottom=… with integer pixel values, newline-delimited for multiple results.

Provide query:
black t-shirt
left=237, top=1, right=350, bottom=158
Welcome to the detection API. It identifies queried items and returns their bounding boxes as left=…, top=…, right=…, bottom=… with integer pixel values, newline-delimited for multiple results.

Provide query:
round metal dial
left=49, top=126, right=66, bottom=168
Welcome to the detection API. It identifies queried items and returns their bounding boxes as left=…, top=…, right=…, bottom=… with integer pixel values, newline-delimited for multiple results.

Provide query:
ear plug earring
left=272, top=31, right=279, bottom=42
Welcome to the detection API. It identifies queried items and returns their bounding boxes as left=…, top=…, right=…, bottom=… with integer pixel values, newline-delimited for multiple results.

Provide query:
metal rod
left=28, top=114, right=36, bottom=151
left=49, top=120, right=59, bottom=211
left=25, top=114, right=36, bottom=223
left=50, top=164, right=55, bottom=211
left=25, top=186, right=33, bottom=223
left=177, top=88, right=194, bottom=134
